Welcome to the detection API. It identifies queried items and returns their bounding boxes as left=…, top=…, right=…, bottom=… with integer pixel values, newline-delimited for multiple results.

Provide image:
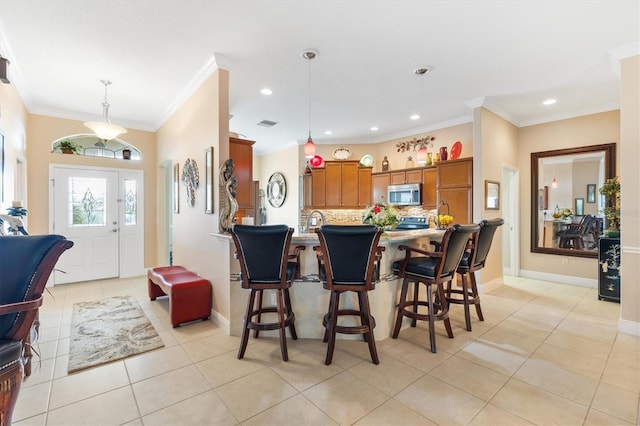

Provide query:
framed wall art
left=587, top=184, right=596, bottom=203
left=173, top=163, right=180, bottom=214
left=204, top=147, right=214, bottom=214
left=485, top=180, right=500, bottom=210
left=575, top=198, right=584, bottom=216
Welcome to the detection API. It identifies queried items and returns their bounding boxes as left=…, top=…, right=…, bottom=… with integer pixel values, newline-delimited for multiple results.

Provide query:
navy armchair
left=0, top=235, right=73, bottom=425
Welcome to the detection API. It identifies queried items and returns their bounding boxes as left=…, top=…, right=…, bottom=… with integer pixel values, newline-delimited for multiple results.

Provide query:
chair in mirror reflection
left=315, top=225, right=383, bottom=365
left=391, top=224, right=480, bottom=353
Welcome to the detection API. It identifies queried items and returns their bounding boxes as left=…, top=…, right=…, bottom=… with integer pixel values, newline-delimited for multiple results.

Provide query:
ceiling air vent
left=257, top=120, right=278, bottom=127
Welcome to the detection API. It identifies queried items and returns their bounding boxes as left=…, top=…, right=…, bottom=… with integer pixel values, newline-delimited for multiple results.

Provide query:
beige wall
left=0, top=80, right=28, bottom=212
left=156, top=69, right=231, bottom=319
left=258, top=144, right=300, bottom=226
left=474, top=108, right=519, bottom=284
left=619, top=54, right=639, bottom=328
left=518, top=110, right=620, bottom=279
left=20, top=115, right=157, bottom=267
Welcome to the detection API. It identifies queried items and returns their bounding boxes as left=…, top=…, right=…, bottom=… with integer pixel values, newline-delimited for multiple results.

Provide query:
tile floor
left=14, top=275, right=640, bottom=425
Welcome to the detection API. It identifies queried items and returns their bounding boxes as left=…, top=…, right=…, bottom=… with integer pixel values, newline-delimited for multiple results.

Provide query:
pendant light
left=551, top=177, right=558, bottom=188
left=414, top=67, right=430, bottom=165
left=302, top=50, right=318, bottom=159
left=84, top=80, right=127, bottom=141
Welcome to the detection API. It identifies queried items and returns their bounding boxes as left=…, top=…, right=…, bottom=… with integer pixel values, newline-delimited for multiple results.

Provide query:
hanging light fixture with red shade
left=302, top=50, right=318, bottom=159
left=413, top=67, right=431, bottom=165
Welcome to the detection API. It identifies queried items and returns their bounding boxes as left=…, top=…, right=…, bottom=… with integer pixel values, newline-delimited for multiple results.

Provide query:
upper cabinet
left=304, top=161, right=372, bottom=208
left=229, top=136, right=255, bottom=210
left=437, top=158, right=473, bottom=223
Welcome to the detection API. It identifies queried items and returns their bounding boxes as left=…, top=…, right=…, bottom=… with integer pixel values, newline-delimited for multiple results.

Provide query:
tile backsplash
left=300, top=206, right=437, bottom=231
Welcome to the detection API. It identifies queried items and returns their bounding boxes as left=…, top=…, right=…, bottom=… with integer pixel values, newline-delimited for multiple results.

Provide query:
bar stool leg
left=325, top=291, right=340, bottom=365
left=426, top=282, right=437, bottom=353
left=411, top=282, right=419, bottom=327
left=470, top=272, right=484, bottom=321
left=359, top=291, right=379, bottom=364
left=392, top=278, right=410, bottom=338
left=461, top=273, right=472, bottom=331
left=438, top=283, right=454, bottom=339
left=253, top=289, right=263, bottom=338
left=283, top=288, right=298, bottom=340
left=276, top=289, right=288, bottom=361
left=238, top=289, right=257, bottom=359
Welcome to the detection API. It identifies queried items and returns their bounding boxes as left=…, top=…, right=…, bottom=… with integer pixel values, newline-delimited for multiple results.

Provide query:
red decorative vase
left=439, top=147, right=448, bottom=161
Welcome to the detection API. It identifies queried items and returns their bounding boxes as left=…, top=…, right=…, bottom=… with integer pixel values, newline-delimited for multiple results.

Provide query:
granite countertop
left=292, top=228, right=444, bottom=243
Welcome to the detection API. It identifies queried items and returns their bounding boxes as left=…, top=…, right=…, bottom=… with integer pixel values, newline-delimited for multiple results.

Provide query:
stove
left=391, top=216, right=429, bottom=231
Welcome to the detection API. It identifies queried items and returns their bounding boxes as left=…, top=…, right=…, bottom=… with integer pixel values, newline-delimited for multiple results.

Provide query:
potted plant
left=599, top=176, right=620, bottom=237
left=58, top=139, right=82, bottom=154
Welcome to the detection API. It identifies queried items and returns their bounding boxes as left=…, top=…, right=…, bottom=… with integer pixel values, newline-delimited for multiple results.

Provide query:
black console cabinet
left=598, top=237, right=620, bottom=302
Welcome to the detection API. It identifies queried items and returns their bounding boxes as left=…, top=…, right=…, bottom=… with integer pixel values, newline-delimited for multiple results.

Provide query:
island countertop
left=292, top=228, right=445, bottom=244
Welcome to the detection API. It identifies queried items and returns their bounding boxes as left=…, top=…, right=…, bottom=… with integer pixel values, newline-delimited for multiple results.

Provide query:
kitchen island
left=216, top=228, right=444, bottom=341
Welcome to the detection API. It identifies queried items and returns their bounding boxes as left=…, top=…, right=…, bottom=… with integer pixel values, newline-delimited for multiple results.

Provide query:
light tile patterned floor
left=14, top=276, right=640, bottom=425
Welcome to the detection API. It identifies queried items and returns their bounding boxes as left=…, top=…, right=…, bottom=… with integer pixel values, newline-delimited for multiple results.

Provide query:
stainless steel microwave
left=387, top=183, right=421, bottom=206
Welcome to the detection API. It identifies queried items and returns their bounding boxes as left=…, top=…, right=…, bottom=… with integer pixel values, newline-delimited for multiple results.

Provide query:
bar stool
left=391, top=224, right=480, bottom=353
left=230, top=224, right=302, bottom=361
left=315, top=225, right=383, bottom=365
left=441, top=218, right=504, bottom=331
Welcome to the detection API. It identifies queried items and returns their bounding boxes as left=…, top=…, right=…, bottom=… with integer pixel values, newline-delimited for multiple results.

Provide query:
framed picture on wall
left=173, top=163, right=180, bottom=214
left=485, top=180, right=500, bottom=210
left=204, top=147, right=214, bottom=214
left=575, top=198, right=584, bottom=216
left=0, top=130, right=4, bottom=203
left=587, top=184, right=596, bottom=203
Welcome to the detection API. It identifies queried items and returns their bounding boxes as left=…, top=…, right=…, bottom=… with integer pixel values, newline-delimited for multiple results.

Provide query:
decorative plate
left=267, top=172, right=287, bottom=208
left=450, top=141, right=462, bottom=160
left=332, top=147, right=352, bottom=160
left=359, top=154, right=374, bottom=167
left=310, top=155, right=324, bottom=168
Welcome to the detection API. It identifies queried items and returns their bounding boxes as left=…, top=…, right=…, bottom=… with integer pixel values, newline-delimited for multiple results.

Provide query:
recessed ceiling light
left=410, top=114, right=420, bottom=120
left=543, top=98, right=556, bottom=106
left=260, top=88, right=272, bottom=95
left=324, top=130, right=332, bottom=135
left=370, top=126, right=379, bottom=131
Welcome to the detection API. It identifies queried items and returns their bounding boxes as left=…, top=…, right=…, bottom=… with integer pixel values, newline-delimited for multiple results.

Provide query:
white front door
left=51, top=166, right=144, bottom=284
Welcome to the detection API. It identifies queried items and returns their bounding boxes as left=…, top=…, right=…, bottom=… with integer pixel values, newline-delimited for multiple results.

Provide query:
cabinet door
left=438, top=187, right=472, bottom=224
left=372, top=173, right=390, bottom=205
left=325, top=162, right=342, bottom=207
left=437, top=158, right=472, bottom=188
left=422, top=168, right=437, bottom=209
left=312, top=169, right=326, bottom=207
left=340, top=162, right=359, bottom=206
left=390, top=171, right=406, bottom=185
left=405, top=169, right=423, bottom=184
left=358, top=168, right=372, bottom=207
left=229, top=137, right=255, bottom=209
left=303, top=175, right=313, bottom=208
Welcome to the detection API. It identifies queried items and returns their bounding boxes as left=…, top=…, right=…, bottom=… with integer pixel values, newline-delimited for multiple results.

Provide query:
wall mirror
left=531, top=143, right=615, bottom=258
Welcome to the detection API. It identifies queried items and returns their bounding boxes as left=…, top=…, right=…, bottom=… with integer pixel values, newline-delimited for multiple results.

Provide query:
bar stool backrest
left=439, top=224, right=481, bottom=277
left=316, top=225, right=382, bottom=288
left=231, top=224, right=293, bottom=285
left=473, top=218, right=505, bottom=268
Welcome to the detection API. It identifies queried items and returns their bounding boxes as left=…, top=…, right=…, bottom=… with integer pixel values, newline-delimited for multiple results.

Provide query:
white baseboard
left=519, top=269, right=597, bottom=288
left=210, top=309, right=230, bottom=335
left=618, top=318, right=640, bottom=336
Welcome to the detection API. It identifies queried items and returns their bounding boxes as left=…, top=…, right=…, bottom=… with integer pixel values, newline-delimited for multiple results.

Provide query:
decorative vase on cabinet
left=439, top=147, right=448, bottom=161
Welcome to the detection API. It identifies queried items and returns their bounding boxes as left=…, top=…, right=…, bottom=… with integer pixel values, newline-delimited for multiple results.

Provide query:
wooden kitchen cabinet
left=422, top=167, right=437, bottom=209
left=372, top=173, right=390, bottom=205
left=358, top=167, right=372, bottom=207
left=305, top=161, right=369, bottom=208
left=229, top=136, right=255, bottom=209
left=437, top=158, right=472, bottom=223
left=389, top=169, right=422, bottom=185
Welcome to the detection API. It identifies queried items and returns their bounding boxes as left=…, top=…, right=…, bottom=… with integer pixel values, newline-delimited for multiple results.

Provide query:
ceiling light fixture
left=551, top=177, right=559, bottom=188
left=260, top=88, right=272, bottom=95
left=370, top=126, right=379, bottom=131
left=543, top=98, right=557, bottom=106
left=414, top=67, right=430, bottom=164
left=302, top=50, right=318, bottom=159
left=84, top=80, right=127, bottom=141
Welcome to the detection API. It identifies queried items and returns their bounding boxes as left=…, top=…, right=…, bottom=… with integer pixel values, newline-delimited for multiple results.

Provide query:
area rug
left=68, top=295, right=164, bottom=373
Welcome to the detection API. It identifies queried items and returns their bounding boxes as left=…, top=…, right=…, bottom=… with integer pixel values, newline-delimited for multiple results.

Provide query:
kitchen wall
left=256, top=144, right=300, bottom=226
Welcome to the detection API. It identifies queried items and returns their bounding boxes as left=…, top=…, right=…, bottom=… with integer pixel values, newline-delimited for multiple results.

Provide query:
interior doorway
left=49, top=164, right=144, bottom=284
left=501, top=165, right=519, bottom=276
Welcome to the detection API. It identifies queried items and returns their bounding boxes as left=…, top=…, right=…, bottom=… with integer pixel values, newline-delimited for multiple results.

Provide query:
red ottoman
left=148, top=266, right=212, bottom=327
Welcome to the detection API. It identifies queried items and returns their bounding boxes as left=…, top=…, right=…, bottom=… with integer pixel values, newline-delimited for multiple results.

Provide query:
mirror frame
left=531, top=143, right=616, bottom=258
